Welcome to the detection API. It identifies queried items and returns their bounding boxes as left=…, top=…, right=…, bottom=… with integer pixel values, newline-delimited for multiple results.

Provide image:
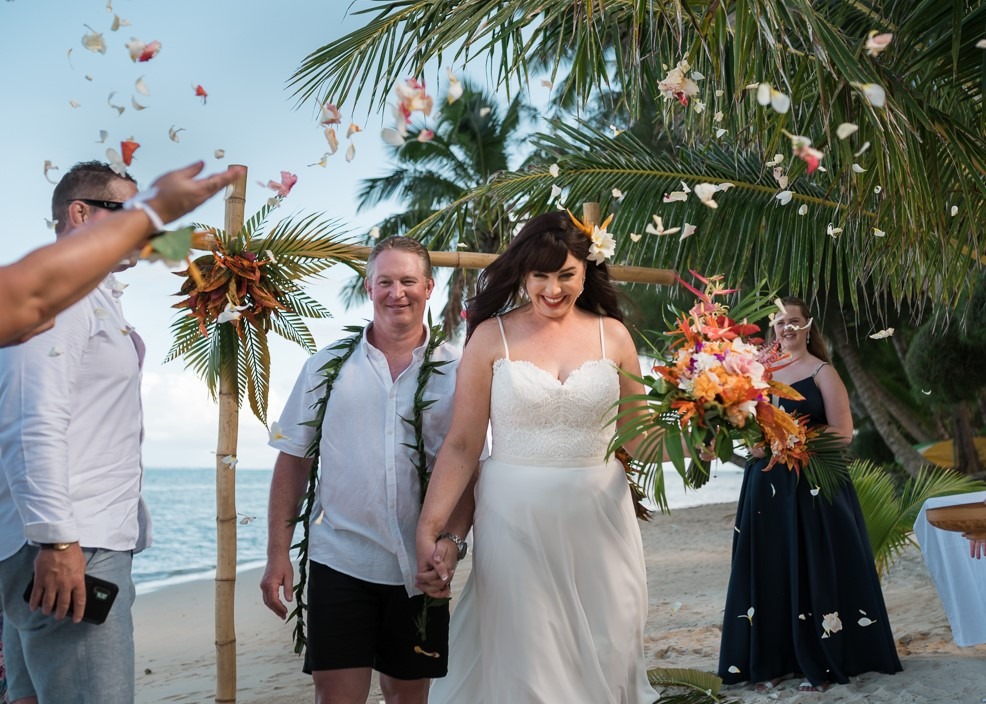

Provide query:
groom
left=261, top=236, right=474, bottom=704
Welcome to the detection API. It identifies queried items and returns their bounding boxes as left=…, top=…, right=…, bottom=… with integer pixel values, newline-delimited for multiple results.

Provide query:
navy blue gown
left=717, top=370, right=902, bottom=687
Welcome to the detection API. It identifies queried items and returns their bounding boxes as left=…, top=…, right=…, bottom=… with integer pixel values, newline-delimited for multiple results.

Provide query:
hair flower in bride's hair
left=567, top=209, right=616, bottom=265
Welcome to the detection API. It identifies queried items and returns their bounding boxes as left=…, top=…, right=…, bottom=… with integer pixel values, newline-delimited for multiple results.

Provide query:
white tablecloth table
left=913, top=491, right=986, bottom=647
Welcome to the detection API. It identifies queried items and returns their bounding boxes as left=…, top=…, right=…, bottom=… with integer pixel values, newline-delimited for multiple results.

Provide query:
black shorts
left=304, top=561, right=450, bottom=680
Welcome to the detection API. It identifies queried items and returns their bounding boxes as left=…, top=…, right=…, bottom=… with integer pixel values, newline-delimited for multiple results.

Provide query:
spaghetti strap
left=598, top=316, right=606, bottom=359
left=496, top=316, right=510, bottom=359
left=811, top=362, right=828, bottom=378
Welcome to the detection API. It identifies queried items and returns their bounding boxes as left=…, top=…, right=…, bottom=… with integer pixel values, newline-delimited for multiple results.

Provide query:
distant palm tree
left=345, top=81, right=532, bottom=335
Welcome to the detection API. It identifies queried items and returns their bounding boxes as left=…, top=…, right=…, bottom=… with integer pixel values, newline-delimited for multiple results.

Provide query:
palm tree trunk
left=828, top=308, right=927, bottom=476
left=952, top=402, right=984, bottom=475
left=215, top=168, right=247, bottom=704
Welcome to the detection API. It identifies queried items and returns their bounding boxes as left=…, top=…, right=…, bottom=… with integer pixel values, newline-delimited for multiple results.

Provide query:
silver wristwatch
left=437, top=531, right=468, bottom=560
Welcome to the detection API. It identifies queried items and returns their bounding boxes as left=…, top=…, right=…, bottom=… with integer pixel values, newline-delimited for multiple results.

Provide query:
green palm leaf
left=850, top=460, right=986, bottom=576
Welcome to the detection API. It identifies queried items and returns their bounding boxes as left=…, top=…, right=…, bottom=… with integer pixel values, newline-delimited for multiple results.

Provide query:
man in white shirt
left=0, top=161, right=150, bottom=704
left=260, top=236, right=474, bottom=704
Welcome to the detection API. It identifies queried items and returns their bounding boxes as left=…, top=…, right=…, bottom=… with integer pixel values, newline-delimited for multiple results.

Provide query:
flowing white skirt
left=430, top=455, right=658, bottom=704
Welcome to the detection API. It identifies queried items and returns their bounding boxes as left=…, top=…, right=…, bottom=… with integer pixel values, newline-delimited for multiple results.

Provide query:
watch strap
left=436, top=531, right=467, bottom=560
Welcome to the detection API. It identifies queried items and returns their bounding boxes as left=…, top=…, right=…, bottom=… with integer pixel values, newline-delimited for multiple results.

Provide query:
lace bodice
left=489, top=358, right=620, bottom=460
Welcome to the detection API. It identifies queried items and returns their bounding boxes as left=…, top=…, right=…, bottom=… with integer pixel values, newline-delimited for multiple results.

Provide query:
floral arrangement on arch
left=611, top=272, right=847, bottom=510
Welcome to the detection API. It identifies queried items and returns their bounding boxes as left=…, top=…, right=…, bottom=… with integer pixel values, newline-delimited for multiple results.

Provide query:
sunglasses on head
left=68, top=198, right=126, bottom=212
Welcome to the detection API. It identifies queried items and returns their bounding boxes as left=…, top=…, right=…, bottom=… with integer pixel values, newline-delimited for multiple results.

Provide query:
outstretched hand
left=146, top=162, right=246, bottom=226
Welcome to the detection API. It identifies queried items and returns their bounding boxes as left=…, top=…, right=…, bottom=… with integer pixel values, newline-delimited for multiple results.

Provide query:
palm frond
left=850, top=459, right=986, bottom=575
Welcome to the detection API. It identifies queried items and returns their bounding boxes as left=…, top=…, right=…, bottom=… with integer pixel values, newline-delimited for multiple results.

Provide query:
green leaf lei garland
left=288, top=319, right=449, bottom=654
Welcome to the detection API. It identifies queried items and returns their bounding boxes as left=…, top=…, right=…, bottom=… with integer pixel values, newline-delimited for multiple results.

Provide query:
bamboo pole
left=318, top=245, right=677, bottom=286
left=215, top=165, right=247, bottom=704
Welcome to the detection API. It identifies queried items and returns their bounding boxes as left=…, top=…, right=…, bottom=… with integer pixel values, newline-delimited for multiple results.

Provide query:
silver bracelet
left=437, top=531, right=468, bottom=560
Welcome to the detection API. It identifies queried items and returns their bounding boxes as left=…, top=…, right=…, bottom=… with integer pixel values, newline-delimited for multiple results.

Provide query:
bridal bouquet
left=611, top=273, right=846, bottom=509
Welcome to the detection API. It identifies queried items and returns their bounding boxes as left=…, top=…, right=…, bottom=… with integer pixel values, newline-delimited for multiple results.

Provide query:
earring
left=806, top=330, right=811, bottom=345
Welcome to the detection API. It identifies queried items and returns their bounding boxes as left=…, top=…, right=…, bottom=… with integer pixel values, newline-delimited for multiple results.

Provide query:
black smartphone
left=23, top=574, right=120, bottom=625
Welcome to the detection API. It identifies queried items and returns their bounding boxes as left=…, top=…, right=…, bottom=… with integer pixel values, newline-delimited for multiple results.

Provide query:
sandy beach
left=133, top=502, right=986, bottom=703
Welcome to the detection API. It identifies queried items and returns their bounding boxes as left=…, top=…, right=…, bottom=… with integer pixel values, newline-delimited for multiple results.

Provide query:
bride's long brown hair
left=465, top=212, right=623, bottom=342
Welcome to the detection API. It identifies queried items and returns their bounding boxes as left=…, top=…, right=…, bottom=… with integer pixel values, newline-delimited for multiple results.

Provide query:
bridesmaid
left=717, top=297, right=902, bottom=693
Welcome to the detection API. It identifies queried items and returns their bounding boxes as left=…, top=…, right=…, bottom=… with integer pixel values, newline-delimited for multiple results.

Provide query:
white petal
left=97, top=130, right=108, bottom=144
left=629, top=232, right=642, bottom=242
left=713, top=111, right=723, bottom=122
left=691, top=70, right=705, bottom=81
left=869, top=328, right=895, bottom=339
left=131, top=96, right=147, bottom=111
left=855, top=141, right=872, bottom=157
left=380, top=127, right=406, bottom=147
left=873, top=185, right=882, bottom=194
left=214, top=149, right=225, bottom=159
left=810, top=487, right=821, bottom=496
left=873, top=227, right=885, bottom=237
left=798, top=204, right=808, bottom=215
left=858, top=617, right=876, bottom=627
left=69, top=99, right=81, bottom=108
left=775, top=190, right=793, bottom=206
left=345, top=142, right=356, bottom=162
left=168, top=125, right=185, bottom=143
left=82, top=26, right=107, bottom=54
left=977, top=39, right=986, bottom=49
left=950, top=205, right=958, bottom=217
left=715, top=128, right=727, bottom=138
left=550, top=184, right=562, bottom=200
left=728, top=666, right=741, bottom=674
left=611, top=188, right=624, bottom=200
left=770, top=90, right=791, bottom=114
left=135, top=76, right=150, bottom=96
left=369, top=226, right=381, bottom=240
left=836, top=123, right=858, bottom=140
left=756, top=82, right=771, bottom=106
left=549, top=163, right=560, bottom=178
left=851, top=163, right=866, bottom=173
left=48, top=346, right=63, bottom=357
left=857, top=82, right=886, bottom=108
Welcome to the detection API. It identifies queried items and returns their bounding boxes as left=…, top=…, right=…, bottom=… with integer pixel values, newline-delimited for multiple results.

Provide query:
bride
left=416, top=211, right=658, bottom=703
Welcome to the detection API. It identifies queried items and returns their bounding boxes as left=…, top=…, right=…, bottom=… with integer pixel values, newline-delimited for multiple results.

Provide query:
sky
left=0, top=0, right=547, bottom=469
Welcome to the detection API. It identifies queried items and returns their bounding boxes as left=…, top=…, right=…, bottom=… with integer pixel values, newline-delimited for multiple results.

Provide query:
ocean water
left=134, top=463, right=745, bottom=594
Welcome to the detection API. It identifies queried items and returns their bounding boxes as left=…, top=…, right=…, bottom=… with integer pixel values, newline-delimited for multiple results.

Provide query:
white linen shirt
left=0, top=275, right=150, bottom=561
left=270, top=325, right=459, bottom=595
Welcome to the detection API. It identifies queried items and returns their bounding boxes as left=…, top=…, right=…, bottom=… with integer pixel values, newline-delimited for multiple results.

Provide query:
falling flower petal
left=120, top=139, right=139, bottom=166
left=854, top=82, right=886, bottom=108
left=680, top=223, right=696, bottom=241
left=540, top=79, right=553, bottom=89
left=214, top=149, right=225, bottom=159
left=49, top=346, right=63, bottom=357
left=168, top=125, right=185, bottom=143
left=694, top=183, right=721, bottom=209
left=810, top=486, right=821, bottom=496
left=922, top=389, right=932, bottom=395
left=609, top=124, right=624, bottom=137
left=417, top=129, right=434, bottom=143
left=784, top=132, right=824, bottom=174
left=852, top=163, right=866, bottom=173
left=645, top=215, right=680, bottom=237
left=549, top=184, right=562, bottom=200
left=43, top=160, right=59, bottom=184
left=347, top=123, right=362, bottom=139
left=395, top=77, right=433, bottom=121
left=131, top=96, right=147, bottom=111
left=773, top=167, right=789, bottom=189
left=611, top=188, right=624, bottom=201
left=110, top=14, right=130, bottom=31
left=865, top=31, right=893, bottom=57
left=799, top=613, right=807, bottom=620
left=827, top=223, right=843, bottom=238
left=269, top=422, right=288, bottom=442
left=977, top=39, right=986, bottom=49
left=93, top=307, right=111, bottom=320
left=194, top=84, right=208, bottom=104
left=728, top=666, right=740, bottom=674
left=217, top=301, right=249, bottom=324
left=629, top=232, right=642, bottom=242
left=658, top=59, right=699, bottom=106
left=950, top=205, right=958, bottom=217
left=713, top=111, right=723, bottom=123
left=345, top=142, right=356, bottom=161
left=319, top=102, right=342, bottom=125
left=446, top=67, right=463, bottom=103
left=479, top=106, right=491, bottom=117
left=855, top=141, right=871, bottom=157
left=380, top=127, right=405, bottom=147
left=873, top=227, right=885, bottom=237
left=822, top=612, right=843, bottom=635
left=135, top=76, right=150, bottom=96
left=663, top=190, right=688, bottom=203
left=82, top=25, right=107, bottom=54
left=771, top=483, right=777, bottom=497
left=45, top=218, right=59, bottom=230
left=369, top=226, right=381, bottom=240
left=693, top=100, right=706, bottom=114
left=549, top=163, right=560, bottom=178
left=107, top=91, right=125, bottom=116
left=323, top=127, right=339, bottom=154
left=69, top=99, right=81, bottom=108
left=756, top=82, right=791, bottom=113
left=740, top=607, right=755, bottom=624
left=858, top=617, right=876, bottom=627
left=221, top=455, right=238, bottom=469
left=798, top=204, right=808, bottom=216
left=266, top=171, right=298, bottom=198
left=869, top=328, right=895, bottom=339
left=836, top=123, right=859, bottom=140
left=775, top=190, right=793, bottom=206
left=105, top=148, right=127, bottom=176
left=874, top=185, right=882, bottom=194
left=308, top=153, right=330, bottom=168
left=84, top=74, right=93, bottom=81
left=97, top=129, right=108, bottom=144
left=670, top=601, right=682, bottom=613
left=715, top=128, right=727, bottom=138
left=765, top=153, right=784, bottom=167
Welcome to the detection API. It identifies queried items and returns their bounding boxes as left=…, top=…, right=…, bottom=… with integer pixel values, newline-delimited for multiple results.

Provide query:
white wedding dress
left=430, top=317, right=657, bottom=704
